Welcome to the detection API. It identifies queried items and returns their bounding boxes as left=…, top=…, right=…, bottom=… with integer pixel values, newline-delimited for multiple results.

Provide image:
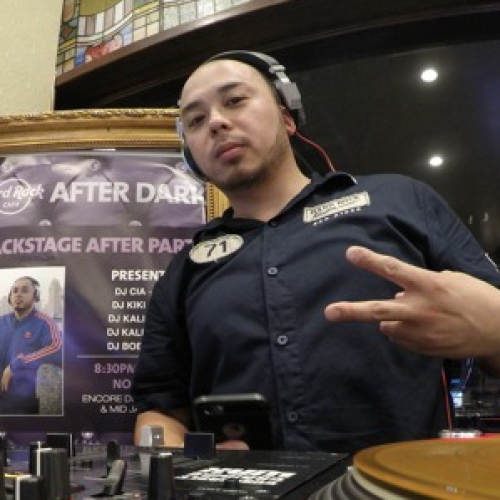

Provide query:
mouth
left=214, top=141, right=244, bottom=161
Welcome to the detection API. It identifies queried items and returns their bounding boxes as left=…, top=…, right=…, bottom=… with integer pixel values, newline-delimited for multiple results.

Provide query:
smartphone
left=192, top=393, right=274, bottom=450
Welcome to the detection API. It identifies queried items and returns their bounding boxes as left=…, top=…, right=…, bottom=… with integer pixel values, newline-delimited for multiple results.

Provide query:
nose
left=208, top=108, right=230, bottom=134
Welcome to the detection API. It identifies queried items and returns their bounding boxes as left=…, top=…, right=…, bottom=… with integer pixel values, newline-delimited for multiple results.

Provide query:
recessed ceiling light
left=421, top=68, right=438, bottom=83
left=428, top=155, right=443, bottom=167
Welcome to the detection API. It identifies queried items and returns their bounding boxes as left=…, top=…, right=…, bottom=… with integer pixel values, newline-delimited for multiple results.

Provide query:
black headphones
left=178, top=50, right=306, bottom=180
left=8, top=276, right=41, bottom=305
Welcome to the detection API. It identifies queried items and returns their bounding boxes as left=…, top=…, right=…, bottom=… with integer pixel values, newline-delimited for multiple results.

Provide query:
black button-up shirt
left=132, top=172, right=500, bottom=454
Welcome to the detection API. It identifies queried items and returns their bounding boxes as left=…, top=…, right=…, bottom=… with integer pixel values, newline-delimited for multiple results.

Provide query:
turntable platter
left=354, top=438, right=500, bottom=499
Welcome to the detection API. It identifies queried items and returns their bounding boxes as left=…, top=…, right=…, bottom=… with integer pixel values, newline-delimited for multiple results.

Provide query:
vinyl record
left=354, top=438, right=500, bottom=499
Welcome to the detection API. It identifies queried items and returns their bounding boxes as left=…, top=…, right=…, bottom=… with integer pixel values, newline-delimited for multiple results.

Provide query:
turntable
left=309, top=437, right=500, bottom=499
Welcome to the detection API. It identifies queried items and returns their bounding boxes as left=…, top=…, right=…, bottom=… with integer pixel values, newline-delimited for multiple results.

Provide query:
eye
left=230, top=95, right=247, bottom=105
left=186, top=114, right=205, bottom=129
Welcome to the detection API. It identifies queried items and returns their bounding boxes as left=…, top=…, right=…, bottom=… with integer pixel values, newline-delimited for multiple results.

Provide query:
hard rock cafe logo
left=303, top=191, right=371, bottom=224
left=0, top=178, right=44, bottom=215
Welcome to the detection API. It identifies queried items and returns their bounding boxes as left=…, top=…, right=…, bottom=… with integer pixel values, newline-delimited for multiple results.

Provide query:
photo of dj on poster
left=0, top=267, right=65, bottom=416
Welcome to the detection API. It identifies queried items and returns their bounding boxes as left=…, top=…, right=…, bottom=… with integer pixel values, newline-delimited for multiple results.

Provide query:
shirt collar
left=311, top=170, right=358, bottom=189
left=198, top=171, right=358, bottom=236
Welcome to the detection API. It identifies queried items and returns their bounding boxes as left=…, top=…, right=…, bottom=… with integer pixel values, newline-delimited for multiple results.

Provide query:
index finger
left=346, top=246, right=433, bottom=291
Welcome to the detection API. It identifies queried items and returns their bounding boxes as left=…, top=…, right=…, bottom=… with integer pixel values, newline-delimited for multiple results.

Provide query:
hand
left=1, top=366, right=11, bottom=391
left=216, top=440, right=250, bottom=450
left=324, top=246, right=500, bottom=360
left=134, top=409, right=189, bottom=447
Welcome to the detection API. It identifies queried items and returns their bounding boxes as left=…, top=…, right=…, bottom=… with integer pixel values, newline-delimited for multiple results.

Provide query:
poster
left=0, top=150, right=205, bottom=444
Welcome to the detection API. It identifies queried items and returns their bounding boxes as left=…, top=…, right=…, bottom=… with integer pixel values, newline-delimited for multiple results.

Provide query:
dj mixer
left=1, top=432, right=348, bottom=500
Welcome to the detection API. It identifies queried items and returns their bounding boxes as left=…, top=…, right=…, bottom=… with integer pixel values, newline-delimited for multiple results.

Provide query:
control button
left=287, top=411, right=299, bottom=423
left=40, top=448, right=71, bottom=500
left=106, top=439, right=121, bottom=474
left=267, top=267, right=278, bottom=276
left=0, top=433, right=7, bottom=467
left=277, top=335, right=288, bottom=346
left=148, top=452, right=175, bottom=500
left=19, top=476, right=46, bottom=500
left=101, top=459, right=127, bottom=496
left=139, top=425, right=165, bottom=447
left=184, top=432, right=215, bottom=459
left=223, top=478, right=241, bottom=490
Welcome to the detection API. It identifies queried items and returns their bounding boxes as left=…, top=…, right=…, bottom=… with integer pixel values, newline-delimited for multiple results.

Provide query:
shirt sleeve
left=11, top=312, right=62, bottom=372
left=131, top=252, right=193, bottom=413
left=417, top=179, right=500, bottom=286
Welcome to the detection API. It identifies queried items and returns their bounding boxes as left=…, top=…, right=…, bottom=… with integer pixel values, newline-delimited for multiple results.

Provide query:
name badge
left=190, top=234, right=243, bottom=264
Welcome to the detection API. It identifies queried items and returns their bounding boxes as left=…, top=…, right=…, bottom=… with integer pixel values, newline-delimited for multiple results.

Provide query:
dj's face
left=10, top=278, right=37, bottom=313
left=179, top=60, right=295, bottom=192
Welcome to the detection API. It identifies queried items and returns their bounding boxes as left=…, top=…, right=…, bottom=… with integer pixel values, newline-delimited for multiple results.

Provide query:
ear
left=281, top=106, right=297, bottom=137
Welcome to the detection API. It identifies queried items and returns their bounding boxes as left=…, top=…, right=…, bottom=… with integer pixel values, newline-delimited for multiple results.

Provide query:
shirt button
left=287, top=411, right=299, bottom=423
left=277, top=334, right=288, bottom=346
left=267, top=266, right=278, bottom=276
left=269, top=220, right=278, bottom=227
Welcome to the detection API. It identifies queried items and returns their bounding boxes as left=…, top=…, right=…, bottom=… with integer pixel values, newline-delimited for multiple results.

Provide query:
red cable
left=441, top=368, right=454, bottom=429
left=295, top=131, right=336, bottom=172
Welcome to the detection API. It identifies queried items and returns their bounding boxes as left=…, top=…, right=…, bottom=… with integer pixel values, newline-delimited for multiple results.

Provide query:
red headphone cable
left=295, top=130, right=336, bottom=172
left=441, top=368, right=454, bottom=429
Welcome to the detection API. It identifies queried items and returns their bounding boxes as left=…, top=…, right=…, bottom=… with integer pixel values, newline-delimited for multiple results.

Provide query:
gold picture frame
left=0, top=108, right=229, bottom=220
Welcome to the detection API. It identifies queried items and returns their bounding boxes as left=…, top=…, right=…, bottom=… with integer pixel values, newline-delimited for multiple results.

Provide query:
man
left=0, top=276, right=62, bottom=414
left=131, top=51, right=500, bottom=454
